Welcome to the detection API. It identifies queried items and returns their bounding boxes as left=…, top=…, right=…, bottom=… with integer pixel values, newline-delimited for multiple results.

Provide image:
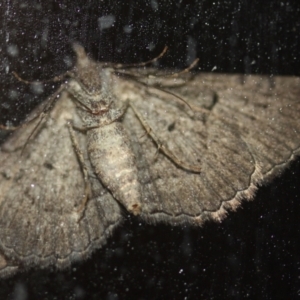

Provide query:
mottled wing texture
left=113, top=73, right=300, bottom=225
left=0, top=93, right=123, bottom=278
left=1, top=45, right=299, bottom=280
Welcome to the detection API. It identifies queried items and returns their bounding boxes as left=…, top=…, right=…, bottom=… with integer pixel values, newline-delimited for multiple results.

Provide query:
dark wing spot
left=168, top=122, right=176, bottom=132
left=43, top=162, right=54, bottom=170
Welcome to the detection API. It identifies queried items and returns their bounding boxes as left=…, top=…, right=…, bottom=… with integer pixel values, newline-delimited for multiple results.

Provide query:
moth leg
left=67, top=122, right=91, bottom=220
left=129, top=102, right=201, bottom=173
left=0, top=82, right=68, bottom=133
left=12, top=70, right=73, bottom=85
left=1, top=65, right=74, bottom=132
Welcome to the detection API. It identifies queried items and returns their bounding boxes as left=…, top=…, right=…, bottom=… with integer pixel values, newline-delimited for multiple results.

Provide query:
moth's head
left=72, top=43, right=103, bottom=95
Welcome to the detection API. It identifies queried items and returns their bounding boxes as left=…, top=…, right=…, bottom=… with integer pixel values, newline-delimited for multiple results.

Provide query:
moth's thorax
left=68, top=74, right=122, bottom=128
left=72, top=62, right=103, bottom=93
left=78, top=105, right=123, bottom=128
left=67, top=78, right=103, bottom=101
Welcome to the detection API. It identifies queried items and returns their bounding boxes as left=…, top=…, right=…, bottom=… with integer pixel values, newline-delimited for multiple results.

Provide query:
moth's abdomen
left=87, top=123, right=141, bottom=215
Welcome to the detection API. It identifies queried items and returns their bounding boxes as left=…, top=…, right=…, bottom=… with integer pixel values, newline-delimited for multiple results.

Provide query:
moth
left=0, top=44, right=299, bottom=278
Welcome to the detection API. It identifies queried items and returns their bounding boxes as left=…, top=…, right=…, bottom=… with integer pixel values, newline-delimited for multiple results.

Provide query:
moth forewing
left=0, top=55, right=124, bottom=277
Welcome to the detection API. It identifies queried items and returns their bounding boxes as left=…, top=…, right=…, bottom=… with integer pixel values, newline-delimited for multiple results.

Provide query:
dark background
left=0, top=0, right=299, bottom=299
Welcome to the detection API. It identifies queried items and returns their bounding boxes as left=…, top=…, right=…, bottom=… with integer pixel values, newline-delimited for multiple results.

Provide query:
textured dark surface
left=0, top=0, right=299, bottom=299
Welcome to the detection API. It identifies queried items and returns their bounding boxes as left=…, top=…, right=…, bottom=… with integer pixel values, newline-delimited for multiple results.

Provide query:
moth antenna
left=118, top=58, right=199, bottom=80
left=146, top=83, right=195, bottom=111
left=159, top=58, right=199, bottom=78
left=12, top=71, right=71, bottom=84
left=114, top=58, right=199, bottom=112
left=117, top=73, right=196, bottom=111
left=112, top=46, right=168, bottom=69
